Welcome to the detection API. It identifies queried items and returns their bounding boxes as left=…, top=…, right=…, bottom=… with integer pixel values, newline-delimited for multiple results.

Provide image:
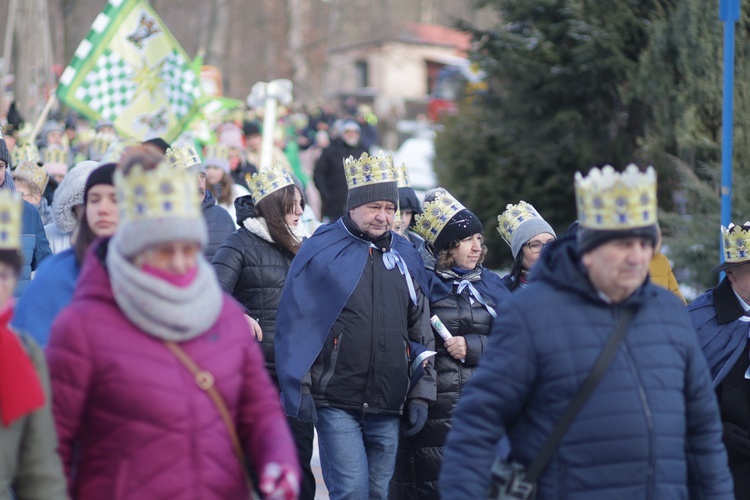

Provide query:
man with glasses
left=441, top=165, right=731, bottom=498
left=313, top=119, right=367, bottom=222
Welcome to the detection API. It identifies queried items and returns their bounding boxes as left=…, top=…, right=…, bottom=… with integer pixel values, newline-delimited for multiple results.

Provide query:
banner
left=57, top=0, right=203, bottom=142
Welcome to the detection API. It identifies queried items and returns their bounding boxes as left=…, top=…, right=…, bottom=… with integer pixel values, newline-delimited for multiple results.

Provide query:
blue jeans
left=316, top=407, right=400, bottom=500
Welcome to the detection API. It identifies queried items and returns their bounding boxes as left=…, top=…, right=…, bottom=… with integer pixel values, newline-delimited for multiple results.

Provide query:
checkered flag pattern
left=160, top=50, right=200, bottom=119
left=73, top=49, right=136, bottom=121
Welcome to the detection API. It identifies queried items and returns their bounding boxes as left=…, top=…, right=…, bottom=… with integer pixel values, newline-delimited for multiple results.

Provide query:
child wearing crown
left=46, top=147, right=300, bottom=499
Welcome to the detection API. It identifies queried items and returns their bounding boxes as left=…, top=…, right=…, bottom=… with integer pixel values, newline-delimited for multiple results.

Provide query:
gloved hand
left=298, top=393, right=317, bottom=424
left=723, top=422, right=750, bottom=461
left=259, top=462, right=300, bottom=500
left=403, top=402, right=428, bottom=437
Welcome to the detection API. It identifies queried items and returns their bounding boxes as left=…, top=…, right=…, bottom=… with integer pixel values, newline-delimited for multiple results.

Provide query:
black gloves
left=403, top=402, right=428, bottom=436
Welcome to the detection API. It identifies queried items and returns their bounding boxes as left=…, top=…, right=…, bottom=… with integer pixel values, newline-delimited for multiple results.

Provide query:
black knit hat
left=243, top=120, right=261, bottom=137
left=577, top=225, right=658, bottom=254
left=433, top=209, right=483, bottom=253
left=398, top=186, right=422, bottom=214
left=84, top=163, right=117, bottom=204
left=0, top=137, right=9, bottom=166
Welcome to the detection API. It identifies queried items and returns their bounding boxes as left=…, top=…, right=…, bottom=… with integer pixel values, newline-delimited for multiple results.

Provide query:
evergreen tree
left=435, top=0, right=673, bottom=268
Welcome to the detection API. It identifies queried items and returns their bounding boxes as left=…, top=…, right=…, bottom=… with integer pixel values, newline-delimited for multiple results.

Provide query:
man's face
left=342, top=128, right=360, bottom=147
left=349, top=201, right=396, bottom=239
left=727, top=263, right=750, bottom=304
left=581, top=237, right=654, bottom=303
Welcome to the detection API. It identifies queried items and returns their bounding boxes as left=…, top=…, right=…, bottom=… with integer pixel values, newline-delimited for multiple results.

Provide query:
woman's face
left=205, top=166, right=224, bottom=185
left=452, top=233, right=483, bottom=271
left=86, top=185, right=119, bottom=238
left=284, top=189, right=304, bottom=227
left=0, top=261, right=17, bottom=308
left=521, top=232, right=556, bottom=270
left=136, top=241, right=201, bottom=275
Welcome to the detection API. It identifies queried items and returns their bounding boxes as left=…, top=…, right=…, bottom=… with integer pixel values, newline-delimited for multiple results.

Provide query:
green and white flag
left=57, top=0, right=203, bottom=142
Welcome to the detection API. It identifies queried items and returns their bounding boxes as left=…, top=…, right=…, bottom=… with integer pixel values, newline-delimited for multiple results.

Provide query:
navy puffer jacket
left=439, top=236, right=733, bottom=499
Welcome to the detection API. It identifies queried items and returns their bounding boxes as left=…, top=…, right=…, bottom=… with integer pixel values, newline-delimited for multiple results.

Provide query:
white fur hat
left=52, top=160, right=99, bottom=233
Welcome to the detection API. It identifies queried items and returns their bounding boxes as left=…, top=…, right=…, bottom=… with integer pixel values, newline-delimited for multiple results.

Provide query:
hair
left=209, top=169, right=235, bottom=206
left=255, top=185, right=304, bottom=256
left=506, top=251, right=525, bottom=291
left=73, top=212, right=98, bottom=265
left=12, top=175, right=42, bottom=198
left=118, top=146, right=163, bottom=174
left=434, top=236, right=487, bottom=272
left=0, top=249, right=22, bottom=273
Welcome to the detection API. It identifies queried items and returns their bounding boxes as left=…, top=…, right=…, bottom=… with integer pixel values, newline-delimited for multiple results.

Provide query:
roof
left=397, top=23, right=471, bottom=53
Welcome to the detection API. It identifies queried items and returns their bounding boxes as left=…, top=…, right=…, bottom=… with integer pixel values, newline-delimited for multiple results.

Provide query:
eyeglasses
left=524, top=239, right=555, bottom=253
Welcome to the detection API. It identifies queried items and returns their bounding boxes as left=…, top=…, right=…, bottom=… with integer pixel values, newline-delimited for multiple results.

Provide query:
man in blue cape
left=689, top=221, right=750, bottom=499
left=275, top=151, right=435, bottom=500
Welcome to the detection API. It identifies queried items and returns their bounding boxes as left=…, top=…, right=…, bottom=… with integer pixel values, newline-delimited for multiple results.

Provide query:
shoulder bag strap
left=164, top=341, right=259, bottom=499
left=525, top=306, right=636, bottom=483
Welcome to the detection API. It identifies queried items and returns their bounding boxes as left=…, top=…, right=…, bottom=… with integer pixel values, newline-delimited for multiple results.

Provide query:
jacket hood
left=201, top=189, right=217, bottom=211
left=52, top=161, right=99, bottom=233
left=234, top=195, right=258, bottom=225
left=530, top=235, right=656, bottom=306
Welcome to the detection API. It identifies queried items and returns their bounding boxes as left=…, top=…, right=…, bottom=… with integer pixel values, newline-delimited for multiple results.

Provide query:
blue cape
left=688, top=277, right=750, bottom=387
left=275, top=219, right=430, bottom=417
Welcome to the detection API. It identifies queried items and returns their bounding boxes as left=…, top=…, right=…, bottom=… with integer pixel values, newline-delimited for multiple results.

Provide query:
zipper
left=319, top=332, right=342, bottom=394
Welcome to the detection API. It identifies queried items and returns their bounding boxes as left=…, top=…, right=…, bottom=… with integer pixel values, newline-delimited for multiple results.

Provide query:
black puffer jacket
left=391, top=266, right=506, bottom=499
left=211, top=196, right=295, bottom=383
left=202, top=190, right=235, bottom=263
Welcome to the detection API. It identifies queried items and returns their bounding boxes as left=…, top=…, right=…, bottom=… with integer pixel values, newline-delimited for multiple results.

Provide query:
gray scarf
left=106, top=238, right=223, bottom=342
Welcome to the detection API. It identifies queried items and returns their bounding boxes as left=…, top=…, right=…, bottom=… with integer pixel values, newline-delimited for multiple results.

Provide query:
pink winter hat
left=218, top=125, right=244, bottom=150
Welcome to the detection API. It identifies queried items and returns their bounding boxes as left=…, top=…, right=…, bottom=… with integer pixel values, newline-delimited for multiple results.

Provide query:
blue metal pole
left=719, top=0, right=740, bottom=272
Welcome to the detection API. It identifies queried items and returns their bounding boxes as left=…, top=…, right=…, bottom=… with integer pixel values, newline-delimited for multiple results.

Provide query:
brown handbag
left=164, top=341, right=260, bottom=500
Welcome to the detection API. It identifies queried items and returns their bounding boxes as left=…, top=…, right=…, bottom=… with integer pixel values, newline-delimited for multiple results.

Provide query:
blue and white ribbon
left=381, top=246, right=418, bottom=304
left=455, top=280, right=497, bottom=318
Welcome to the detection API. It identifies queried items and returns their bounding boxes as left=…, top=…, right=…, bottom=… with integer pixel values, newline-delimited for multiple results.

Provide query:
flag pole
left=28, top=90, right=58, bottom=144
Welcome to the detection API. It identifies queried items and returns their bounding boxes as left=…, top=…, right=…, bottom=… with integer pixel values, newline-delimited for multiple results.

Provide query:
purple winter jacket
left=46, top=242, right=300, bottom=499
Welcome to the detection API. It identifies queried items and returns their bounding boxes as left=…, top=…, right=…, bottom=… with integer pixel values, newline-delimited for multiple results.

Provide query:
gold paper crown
left=412, top=191, right=465, bottom=246
left=0, top=190, right=23, bottom=250
left=89, top=132, right=117, bottom=159
left=575, top=164, right=657, bottom=230
left=204, top=143, right=230, bottom=162
left=14, top=161, right=50, bottom=193
left=497, top=201, right=544, bottom=247
left=396, top=163, right=410, bottom=188
left=114, top=160, right=202, bottom=223
left=42, top=147, right=68, bottom=166
left=248, top=162, right=295, bottom=203
left=10, top=143, right=40, bottom=168
left=165, top=143, right=202, bottom=171
left=343, top=151, right=397, bottom=190
left=721, top=222, right=750, bottom=264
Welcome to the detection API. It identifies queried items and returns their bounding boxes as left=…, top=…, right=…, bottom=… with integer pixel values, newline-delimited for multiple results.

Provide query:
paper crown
left=42, top=147, right=68, bottom=166
left=497, top=201, right=544, bottom=247
left=165, top=143, right=202, bottom=171
left=343, top=151, right=397, bottom=190
left=89, top=132, right=117, bottom=159
left=721, top=222, right=750, bottom=265
left=14, top=161, right=49, bottom=193
left=396, top=163, right=410, bottom=188
left=204, top=143, right=230, bottom=162
left=412, top=191, right=465, bottom=246
left=575, top=164, right=657, bottom=230
left=0, top=191, right=23, bottom=250
left=114, top=160, right=202, bottom=223
left=248, top=162, right=295, bottom=203
left=10, top=143, right=40, bottom=168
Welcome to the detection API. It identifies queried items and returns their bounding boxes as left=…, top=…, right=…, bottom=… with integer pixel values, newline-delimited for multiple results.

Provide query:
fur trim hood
left=52, top=161, right=99, bottom=233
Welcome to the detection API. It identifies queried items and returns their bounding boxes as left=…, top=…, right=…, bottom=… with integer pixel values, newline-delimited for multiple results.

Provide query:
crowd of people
left=0, top=100, right=746, bottom=500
